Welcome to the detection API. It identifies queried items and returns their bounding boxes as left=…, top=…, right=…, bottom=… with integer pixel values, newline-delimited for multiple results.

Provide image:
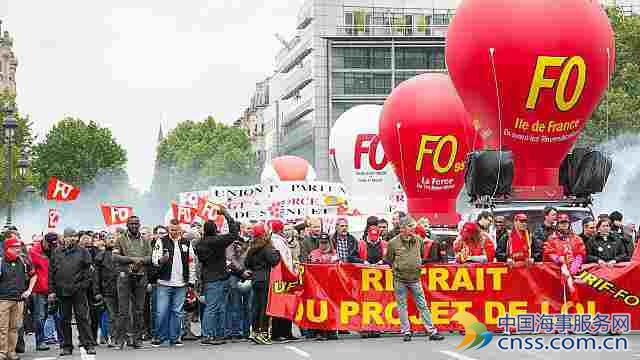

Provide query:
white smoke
left=592, top=133, right=640, bottom=225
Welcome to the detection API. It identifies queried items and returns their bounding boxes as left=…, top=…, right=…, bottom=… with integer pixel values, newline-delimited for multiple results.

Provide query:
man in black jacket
left=195, top=209, right=240, bottom=345
left=48, top=228, right=96, bottom=356
left=93, top=236, right=119, bottom=347
left=532, top=207, right=557, bottom=262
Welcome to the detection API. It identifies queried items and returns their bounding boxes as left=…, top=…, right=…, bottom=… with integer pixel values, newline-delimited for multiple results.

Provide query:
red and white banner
left=46, top=177, right=80, bottom=201
left=47, top=209, right=60, bottom=229
left=267, top=262, right=640, bottom=331
left=100, top=204, right=133, bottom=226
left=171, top=201, right=197, bottom=225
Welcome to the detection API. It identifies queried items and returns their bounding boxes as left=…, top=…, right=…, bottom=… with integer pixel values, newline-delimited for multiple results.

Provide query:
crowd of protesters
left=0, top=206, right=638, bottom=359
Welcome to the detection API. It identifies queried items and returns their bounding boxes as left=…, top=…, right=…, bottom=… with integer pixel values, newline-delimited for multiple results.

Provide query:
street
left=19, top=333, right=640, bottom=360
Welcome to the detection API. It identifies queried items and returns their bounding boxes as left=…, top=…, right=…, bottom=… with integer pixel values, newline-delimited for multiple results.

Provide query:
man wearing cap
left=48, top=228, right=96, bottom=356
left=610, top=211, right=634, bottom=260
left=384, top=217, right=444, bottom=342
left=0, top=236, right=37, bottom=360
left=112, top=215, right=152, bottom=350
left=496, top=214, right=533, bottom=264
left=543, top=214, right=586, bottom=302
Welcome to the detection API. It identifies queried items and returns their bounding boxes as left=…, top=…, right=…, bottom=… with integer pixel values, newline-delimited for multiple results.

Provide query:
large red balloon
left=379, top=74, right=471, bottom=226
left=446, top=0, right=615, bottom=199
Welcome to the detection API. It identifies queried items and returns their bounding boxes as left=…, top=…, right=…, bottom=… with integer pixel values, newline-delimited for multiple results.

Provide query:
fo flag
left=196, top=197, right=229, bottom=233
left=46, top=177, right=80, bottom=201
left=48, top=209, right=60, bottom=228
left=171, top=201, right=197, bottom=225
left=101, top=204, right=133, bottom=226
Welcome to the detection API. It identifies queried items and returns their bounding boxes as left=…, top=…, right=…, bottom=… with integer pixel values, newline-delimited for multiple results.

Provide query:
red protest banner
left=46, top=177, right=80, bottom=201
left=100, top=204, right=133, bottom=226
left=267, top=262, right=640, bottom=331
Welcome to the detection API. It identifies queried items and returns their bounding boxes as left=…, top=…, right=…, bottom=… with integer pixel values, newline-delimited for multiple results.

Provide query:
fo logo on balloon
left=354, top=134, right=388, bottom=171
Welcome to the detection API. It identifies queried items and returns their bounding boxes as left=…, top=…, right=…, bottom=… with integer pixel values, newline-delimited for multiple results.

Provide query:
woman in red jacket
left=28, top=240, right=51, bottom=351
left=543, top=214, right=586, bottom=302
left=454, top=222, right=495, bottom=264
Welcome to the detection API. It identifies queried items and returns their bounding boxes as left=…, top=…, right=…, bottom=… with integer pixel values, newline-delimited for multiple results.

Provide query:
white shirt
left=153, top=237, right=197, bottom=288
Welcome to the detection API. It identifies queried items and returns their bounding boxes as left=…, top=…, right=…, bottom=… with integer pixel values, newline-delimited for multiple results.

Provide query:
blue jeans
left=394, top=279, right=437, bottom=335
left=32, top=294, right=48, bottom=345
left=226, top=276, right=252, bottom=337
left=99, top=310, right=109, bottom=338
left=156, top=285, right=186, bottom=343
left=150, top=285, right=158, bottom=337
left=203, top=280, right=228, bottom=338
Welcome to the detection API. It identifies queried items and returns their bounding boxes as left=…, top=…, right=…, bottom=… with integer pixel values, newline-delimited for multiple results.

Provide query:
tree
left=151, top=116, right=256, bottom=205
left=31, top=117, right=127, bottom=192
left=580, top=7, right=640, bottom=145
left=0, top=90, right=35, bottom=208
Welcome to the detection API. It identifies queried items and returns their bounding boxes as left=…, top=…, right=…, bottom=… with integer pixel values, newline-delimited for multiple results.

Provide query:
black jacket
left=330, top=233, right=362, bottom=263
left=532, top=224, right=555, bottom=262
left=93, top=249, right=118, bottom=297
left=0, top=257, right=31, bottom=301
left=195, top=213, right=240, bottom=283
left=48, top=245, right=93, bottom=297
left=245, top=245, right=281, bottom=283
left=585, top=233, right=628, bottom=263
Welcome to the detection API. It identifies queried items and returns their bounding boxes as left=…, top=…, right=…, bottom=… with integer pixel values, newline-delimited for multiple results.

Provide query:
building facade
left=0, top=20, right=17, bottom=94
left=234, top=77, right=271, bottom=176
left=265, top=0, right=459, bottom=182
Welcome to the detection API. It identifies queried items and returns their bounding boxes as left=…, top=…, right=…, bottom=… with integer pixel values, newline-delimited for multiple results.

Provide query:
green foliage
left=0, top=91, right=35, bottom=206
left=580, top=7, right=640, bottom=145
left=151, top=116, right=256, bottom=203
left=31, top=117, right=127, bottom=191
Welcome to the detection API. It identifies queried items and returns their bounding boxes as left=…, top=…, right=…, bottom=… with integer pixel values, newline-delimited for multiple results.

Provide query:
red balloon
left=379, top=74, right=471, bottom=226
left=446, top=0, right=615, bottom=199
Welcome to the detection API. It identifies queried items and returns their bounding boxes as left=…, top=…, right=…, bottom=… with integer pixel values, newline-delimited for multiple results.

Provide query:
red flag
left=47, top=209, right=60, bottom=228
left=196, top=197, right=228, bottom=233
left=46, top=177, right=80, bottom=201
left=171, top=201, right=197, bottom=225
left=100, top=204, right=133, bottom=226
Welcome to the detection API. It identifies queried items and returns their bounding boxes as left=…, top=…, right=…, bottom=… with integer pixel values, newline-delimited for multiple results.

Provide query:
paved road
left=20, top=334, right=640, bottom=360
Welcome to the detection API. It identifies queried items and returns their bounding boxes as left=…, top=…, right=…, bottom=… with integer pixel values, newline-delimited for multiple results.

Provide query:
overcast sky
left=0, top=0, right=303, bottom=192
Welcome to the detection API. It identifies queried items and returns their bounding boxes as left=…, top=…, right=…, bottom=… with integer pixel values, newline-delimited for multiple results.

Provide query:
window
left=394, top=71, right=423, bottom=86
left=333, top=72, right=392, bottom=95
left=395, top=47, right=445, bottom=70
left=332, top=47, right=391, bottom=69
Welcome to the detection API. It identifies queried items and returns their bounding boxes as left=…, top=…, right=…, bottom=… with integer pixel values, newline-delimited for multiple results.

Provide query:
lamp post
left=2, top=105, right=30, bottom=230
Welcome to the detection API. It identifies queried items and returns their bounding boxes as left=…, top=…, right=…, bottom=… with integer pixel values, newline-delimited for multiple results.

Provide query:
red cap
left=514, top=213, right=528, bottom=221
left=252, top=223, right=267, bottom=238
left=267, top=219, right=284, bottom=234
left=368, top=228, right=380, bottom=241
left=461, top=222, right=478, bottom=238
left=3, top=235, right=20, bottom=251
left=558, top=213, right=570, bottom=223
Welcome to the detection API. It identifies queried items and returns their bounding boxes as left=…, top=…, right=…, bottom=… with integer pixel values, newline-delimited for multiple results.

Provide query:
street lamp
left=2, top=104, right=29, bottom=230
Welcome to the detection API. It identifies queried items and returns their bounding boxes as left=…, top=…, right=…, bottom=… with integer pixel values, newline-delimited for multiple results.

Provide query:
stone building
left=0, top=20, right=17, bottom=94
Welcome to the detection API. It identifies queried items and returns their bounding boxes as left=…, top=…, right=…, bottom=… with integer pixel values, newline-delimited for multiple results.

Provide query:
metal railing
left=283, top=98, right=313, bottom=127
left=338, top=6, right=454, bottom=37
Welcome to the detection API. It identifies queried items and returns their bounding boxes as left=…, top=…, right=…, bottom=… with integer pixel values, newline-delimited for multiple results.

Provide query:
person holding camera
left=195, top=207, right=240, bottom=345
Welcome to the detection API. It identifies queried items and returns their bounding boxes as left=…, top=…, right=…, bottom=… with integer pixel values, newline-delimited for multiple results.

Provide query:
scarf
left=509, top=228, right=530, bottom=260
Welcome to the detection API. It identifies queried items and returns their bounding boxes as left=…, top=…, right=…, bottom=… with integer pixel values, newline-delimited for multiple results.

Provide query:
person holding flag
left=544, top=214, right=586, bottom=303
